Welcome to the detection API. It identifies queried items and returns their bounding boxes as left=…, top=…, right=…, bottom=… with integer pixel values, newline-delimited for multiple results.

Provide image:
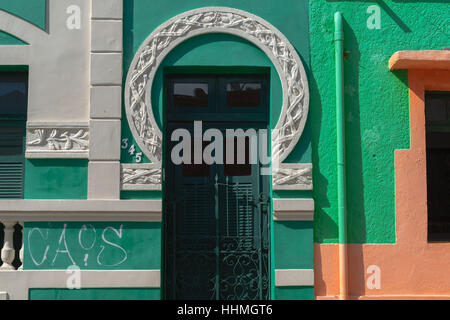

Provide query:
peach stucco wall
left=315, top=68, right=450, bottom=299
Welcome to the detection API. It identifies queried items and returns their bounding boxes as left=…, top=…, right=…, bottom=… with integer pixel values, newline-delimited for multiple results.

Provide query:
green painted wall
left=275, top=286, right=314, bottom=300
left=24, top=159, right=88, bottom=200
left=274, top=221, right=313, bottom=270
left=310, top=1, right=449, bottom=244
left=0, top=31, right=28, bottom=45
left=0, top=0, right=46, bottom=30
left=29, top=288, right=161, bottom=300
left=120, top=191, right=162, bottom=200
left=24, top=222, right=161, bottom=270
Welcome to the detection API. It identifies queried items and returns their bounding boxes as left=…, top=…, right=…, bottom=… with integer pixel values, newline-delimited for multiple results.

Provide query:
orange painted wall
left=315, top=68, right=450, bottom=299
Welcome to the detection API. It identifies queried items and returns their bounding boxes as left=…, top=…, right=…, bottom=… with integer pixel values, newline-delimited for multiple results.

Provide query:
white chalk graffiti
left=97, top=225, right=128, bottom=267
left=28, top=227, right=50, bottom=266
left=52, top=224, right=76, bottom=266
left=27, top=224, right=128, bottom=268
left=78, top=224, right=96, bottom=251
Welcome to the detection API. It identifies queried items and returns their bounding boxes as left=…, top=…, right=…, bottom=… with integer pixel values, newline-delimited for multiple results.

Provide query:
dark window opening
left=426, top=91, right=450, bottom=242
left=0, top=72, right=27, bottom=199
left=0, top=73, right=28, bottom=118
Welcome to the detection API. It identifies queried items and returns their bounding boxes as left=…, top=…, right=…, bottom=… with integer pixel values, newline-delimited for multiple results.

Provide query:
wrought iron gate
left=165, top=175, right=270, bottom=300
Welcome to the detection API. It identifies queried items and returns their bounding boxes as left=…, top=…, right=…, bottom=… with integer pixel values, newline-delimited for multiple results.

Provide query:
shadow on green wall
left=341, top=19, right=366, bottom=244
left=342, top=18, right=366, bottom=290
left=308, top=55, right=337, bottom=243
left=327, top=0, right=412, bottom=32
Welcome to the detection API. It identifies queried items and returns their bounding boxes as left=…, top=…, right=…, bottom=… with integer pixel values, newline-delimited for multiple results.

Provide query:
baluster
left=18, top=221, right=24, bottom=270
left=1, top=221, right=16, bottom=270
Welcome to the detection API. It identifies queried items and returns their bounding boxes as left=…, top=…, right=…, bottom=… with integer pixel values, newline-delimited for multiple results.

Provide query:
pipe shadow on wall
left=326, top=0, right=412, bottom=33
left=308, top=59, right=336, bottom=295
left=341, top=18, right=367, bottom=296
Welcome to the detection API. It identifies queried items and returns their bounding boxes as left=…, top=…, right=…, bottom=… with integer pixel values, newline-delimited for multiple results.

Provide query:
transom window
left=166, top=74, right=268, bottom=119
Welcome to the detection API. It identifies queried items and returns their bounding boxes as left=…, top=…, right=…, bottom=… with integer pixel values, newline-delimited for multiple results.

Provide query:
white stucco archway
left=123, top=7, right=312, bottom=190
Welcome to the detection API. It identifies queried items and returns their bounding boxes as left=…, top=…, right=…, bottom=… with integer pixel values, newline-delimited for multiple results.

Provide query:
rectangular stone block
left=91, top=20, right=123, bottom=52
left=88, top=161, right=120, bottom=200
left=90, top=86, right=122, bottom=119
left=92, top=0, right=123, bottom=19
left=90, top=53, right=122, bottom=85
left=89, top=119, right=121, bottom=160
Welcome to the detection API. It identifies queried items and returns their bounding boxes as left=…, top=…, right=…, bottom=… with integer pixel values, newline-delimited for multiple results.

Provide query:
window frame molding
left=389, top=50, right=450, bottom=245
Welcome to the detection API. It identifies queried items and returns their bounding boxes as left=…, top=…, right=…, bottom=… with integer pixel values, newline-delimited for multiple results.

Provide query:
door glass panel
left=174, top=83, right=208, bottom=107
left=226, top=83, right=261, bottom=107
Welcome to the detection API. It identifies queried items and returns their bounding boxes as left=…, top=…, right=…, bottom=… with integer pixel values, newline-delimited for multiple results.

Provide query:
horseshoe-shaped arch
left=124, top=7, right=310, bottom=189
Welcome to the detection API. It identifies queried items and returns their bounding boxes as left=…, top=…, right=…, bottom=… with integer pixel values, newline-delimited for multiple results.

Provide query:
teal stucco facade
left=0, top=0, right=449, bottom=300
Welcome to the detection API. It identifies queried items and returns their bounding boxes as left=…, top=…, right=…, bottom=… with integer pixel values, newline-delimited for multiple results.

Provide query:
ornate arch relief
left=123, top=7, right=311, bottom=190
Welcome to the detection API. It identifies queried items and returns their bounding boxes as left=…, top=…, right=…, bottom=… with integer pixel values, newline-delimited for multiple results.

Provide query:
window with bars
left=426, top=91, right=450, bottom=242
left=0, top=72, right=28, bottom=199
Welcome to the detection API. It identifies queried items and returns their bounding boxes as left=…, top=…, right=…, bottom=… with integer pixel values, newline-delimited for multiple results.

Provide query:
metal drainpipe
left=334, top=11, right=348, bottom=300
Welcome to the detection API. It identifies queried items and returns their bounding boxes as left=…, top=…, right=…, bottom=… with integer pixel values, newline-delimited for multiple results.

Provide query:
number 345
left=121, top=138, right=142, bottom=163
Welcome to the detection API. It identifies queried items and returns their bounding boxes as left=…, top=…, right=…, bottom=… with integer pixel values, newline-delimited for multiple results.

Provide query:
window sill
left=389, top=50, right=450, bottom=71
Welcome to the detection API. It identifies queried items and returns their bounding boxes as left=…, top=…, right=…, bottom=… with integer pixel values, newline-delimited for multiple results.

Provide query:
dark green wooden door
left=164, top=74, right=270, bottom=300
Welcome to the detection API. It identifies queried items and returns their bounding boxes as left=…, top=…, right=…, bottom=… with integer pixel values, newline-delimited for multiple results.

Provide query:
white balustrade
left=18, top=222, right=24, bottom=270
left=0, top=222, right=23, bottom=270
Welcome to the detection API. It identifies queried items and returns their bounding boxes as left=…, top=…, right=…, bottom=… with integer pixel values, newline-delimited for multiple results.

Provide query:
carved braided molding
left=273, top=163, right=313, bottom=190
left=124, top=7, right=310, bottom=190
left=121, top=164, right=162, bottom=191
left=26, top=123, right=89, bottom=159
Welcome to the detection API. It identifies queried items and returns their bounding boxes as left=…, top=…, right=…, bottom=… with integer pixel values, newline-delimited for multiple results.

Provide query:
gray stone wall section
left=88, top=0, right=123, bottom=199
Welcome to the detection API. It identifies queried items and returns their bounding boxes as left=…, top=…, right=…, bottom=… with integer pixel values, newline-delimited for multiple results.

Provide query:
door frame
left=161, top=68, right=273, bottom=299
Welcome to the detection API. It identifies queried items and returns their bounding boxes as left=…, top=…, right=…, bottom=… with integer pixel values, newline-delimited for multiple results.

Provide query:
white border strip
left=273, top=198, right=314, bottom=221
left=0, top=270, right=160, bottom=300
left=275, top=269, right=314, bottom=287
left=0, top=200, right=162, bottom=222
left=25, top=151, right=89, bottom=159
